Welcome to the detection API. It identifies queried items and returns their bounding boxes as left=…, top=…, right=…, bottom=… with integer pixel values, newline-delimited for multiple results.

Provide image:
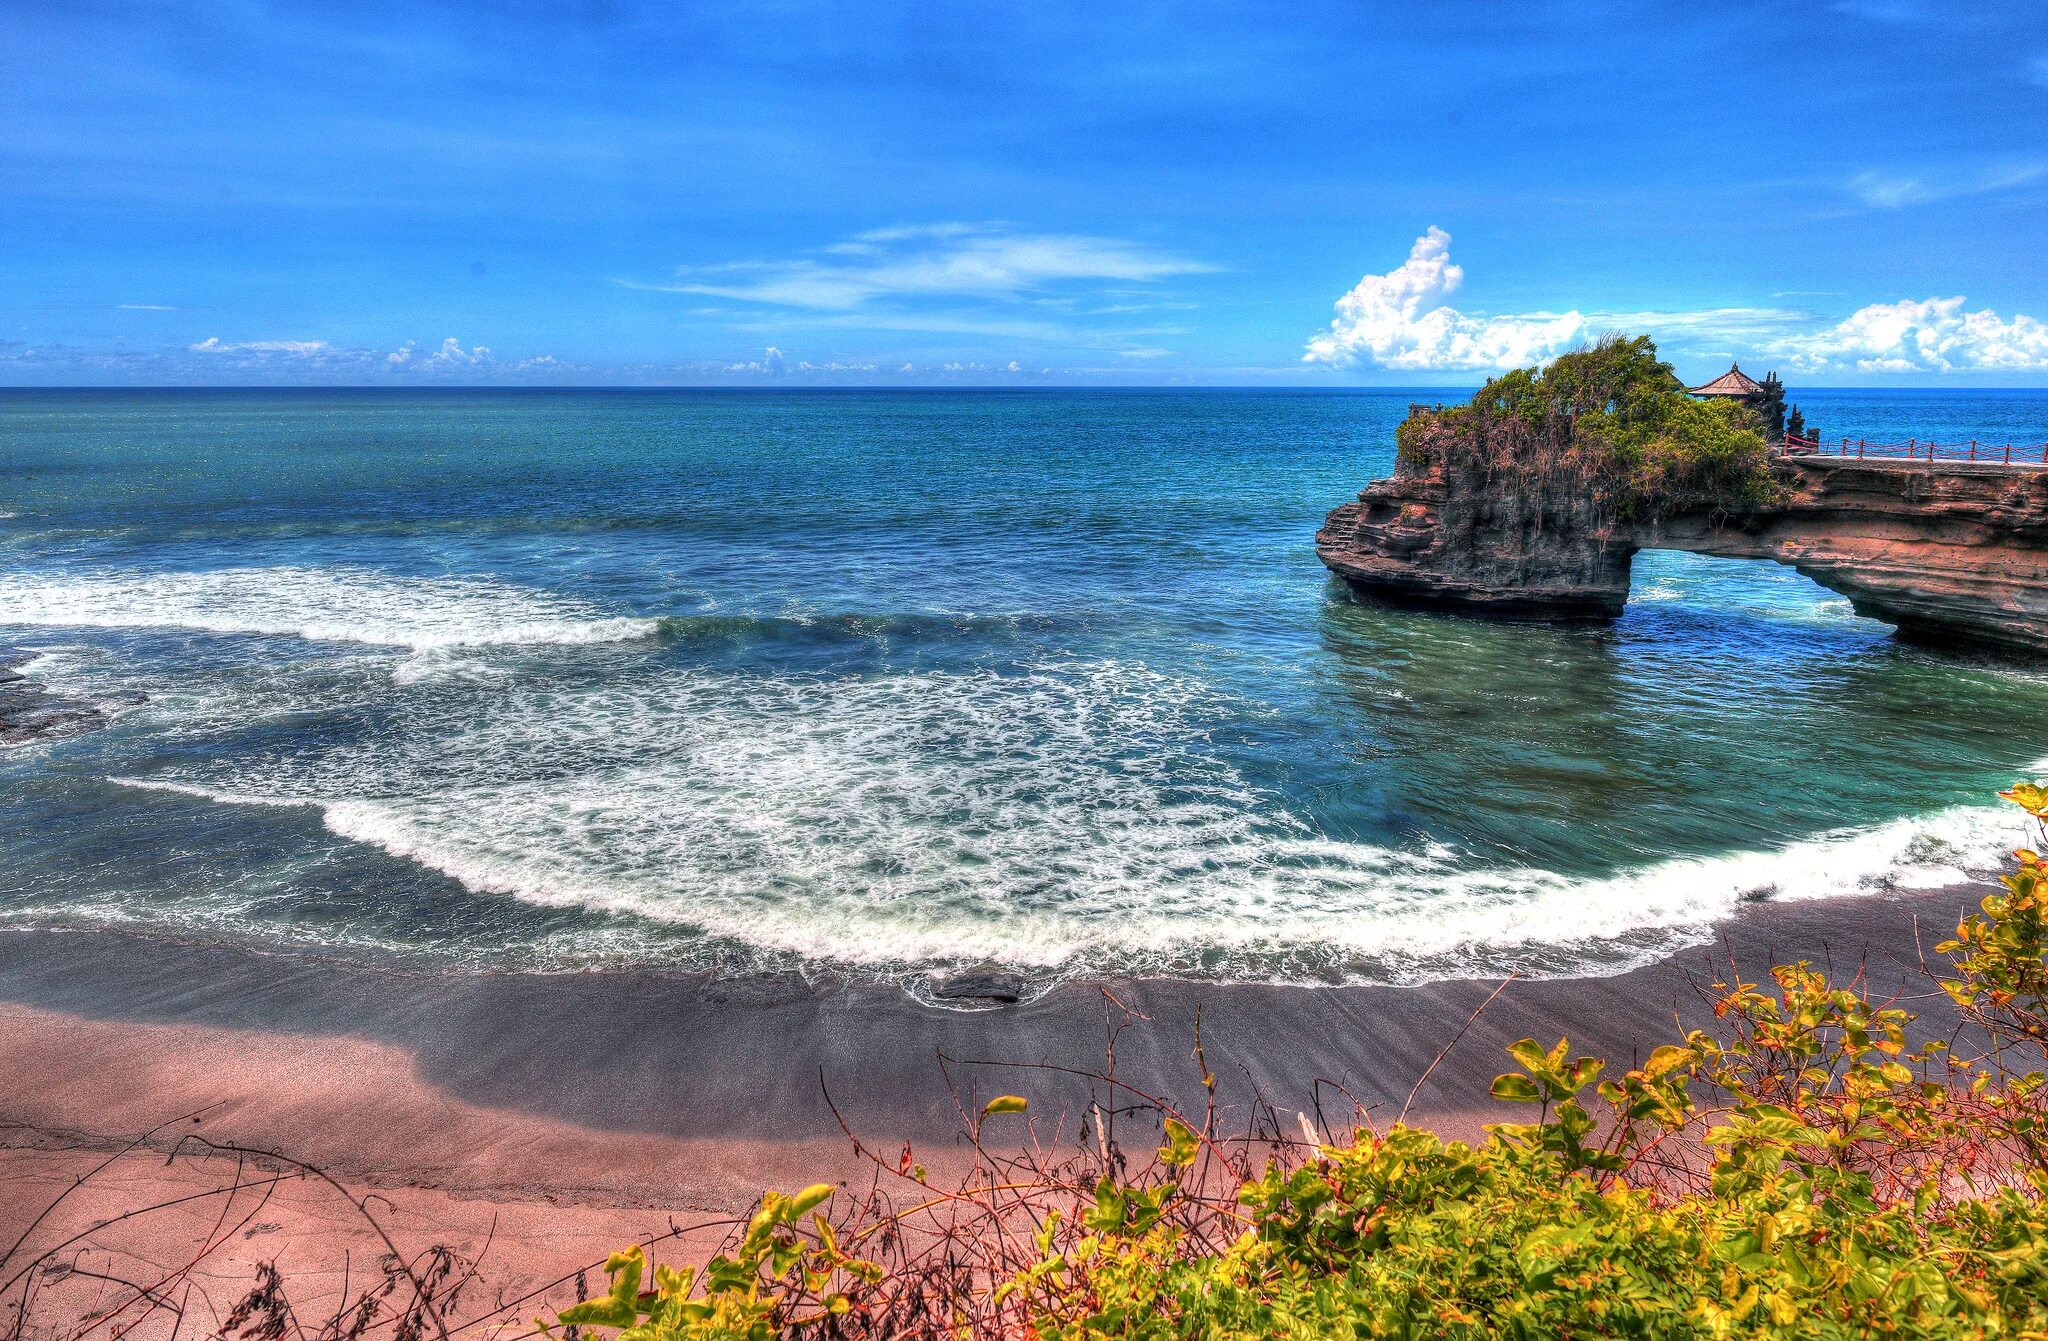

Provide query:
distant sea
left=4, top=387, right=2046, bottom=1000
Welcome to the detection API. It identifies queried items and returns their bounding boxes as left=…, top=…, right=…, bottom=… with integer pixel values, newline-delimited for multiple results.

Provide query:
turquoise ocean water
left=3, top=388, right=2045, bottom=997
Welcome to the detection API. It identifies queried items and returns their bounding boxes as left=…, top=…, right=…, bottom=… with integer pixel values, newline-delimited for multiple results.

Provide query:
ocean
left=3, top=387, right=2045, bottom=1000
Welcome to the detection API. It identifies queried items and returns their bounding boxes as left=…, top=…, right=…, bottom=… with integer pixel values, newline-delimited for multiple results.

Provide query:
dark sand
left=0, top=884, right=1990, bottom=1332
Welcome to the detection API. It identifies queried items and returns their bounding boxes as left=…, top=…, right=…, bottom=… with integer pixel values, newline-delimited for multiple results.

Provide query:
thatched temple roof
left=1689, top=364, right=1765, bottom=397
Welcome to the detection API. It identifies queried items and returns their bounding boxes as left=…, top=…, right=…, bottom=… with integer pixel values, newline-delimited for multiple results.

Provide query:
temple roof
left=1690, top=364, right=1764, bottom=397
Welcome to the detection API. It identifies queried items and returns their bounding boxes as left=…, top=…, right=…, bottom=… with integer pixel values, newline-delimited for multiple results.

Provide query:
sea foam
left=105, top=655, right=2042, bottom=987
left=0, top=566, right=658, bottom=649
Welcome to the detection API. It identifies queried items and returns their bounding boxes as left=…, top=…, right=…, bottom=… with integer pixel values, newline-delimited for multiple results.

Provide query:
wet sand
left=0, top=883, right=1987, bottom=1333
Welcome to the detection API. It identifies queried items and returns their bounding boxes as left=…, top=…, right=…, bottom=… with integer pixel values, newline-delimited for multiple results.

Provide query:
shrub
left=555, top=785, right=2048, bottom=1339
left=1394, top=334, right=1781, bottom=524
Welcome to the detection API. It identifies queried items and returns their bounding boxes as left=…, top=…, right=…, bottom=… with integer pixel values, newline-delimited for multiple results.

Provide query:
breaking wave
left=105, top=656, right=2041, bottom=987
left=0, top=566, right=659, bottom=649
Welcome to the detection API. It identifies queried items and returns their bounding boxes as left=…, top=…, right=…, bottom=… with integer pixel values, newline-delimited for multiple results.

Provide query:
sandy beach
left=0, top=881, right=1987, bottom=1332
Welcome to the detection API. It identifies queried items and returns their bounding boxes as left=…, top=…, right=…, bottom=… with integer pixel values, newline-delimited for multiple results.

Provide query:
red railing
left=1779, top=433, right=2048, bottom=466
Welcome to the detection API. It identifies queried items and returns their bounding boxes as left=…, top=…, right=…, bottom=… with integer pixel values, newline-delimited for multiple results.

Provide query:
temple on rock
left=1689, top=364, right=1765, bottom=398
left=1691, top=363, right=1793, bottom=439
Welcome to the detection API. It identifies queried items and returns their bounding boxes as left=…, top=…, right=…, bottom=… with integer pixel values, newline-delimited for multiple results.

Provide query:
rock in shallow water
left=931, top=969, right=1027, bottom=1004
left=0, top=647, right=137, bottom=747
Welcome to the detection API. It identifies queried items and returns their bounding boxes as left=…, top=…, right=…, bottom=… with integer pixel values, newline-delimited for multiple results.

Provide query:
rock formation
left=1318, top=451, right=2048, bottom=653
left=0, top=647, right=137, bottom=747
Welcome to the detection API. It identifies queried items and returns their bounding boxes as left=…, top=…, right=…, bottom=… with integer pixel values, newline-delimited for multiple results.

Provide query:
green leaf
left=558, top=1246, right=646, bottom=1328
left=1490, top=1073, right=1542, bottom=1103
left=982, top=1094, right=1029, bottom=1116
left=1082, top=1183, right=1127, bottom=1233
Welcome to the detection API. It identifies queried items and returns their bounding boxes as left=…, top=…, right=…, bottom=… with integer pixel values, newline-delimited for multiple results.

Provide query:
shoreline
left=0, top=880, right=1984, bottom=1191
left=0, top=881, right=1992, bottom=1327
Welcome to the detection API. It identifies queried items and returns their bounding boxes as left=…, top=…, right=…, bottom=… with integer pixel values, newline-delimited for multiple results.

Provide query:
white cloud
left=726, top=345, right=789, bottom=374
left=188, top=337, right=328, bottom=355
left=1584, top=307, right=1813, bottom=342
left=642, top=224, right=1213, bottom=311
left=117, top=303, right=177, bottom=311
left=1848, top=162, right=2045, bottom=209
left=1301, top=228, right=2048, bottom=379
left=4, top=335, right=578, bottom=385
left=1303, top=227, right=1586, bottom=371
left=423, top=336, right=491, bottom=366
left=1775, top=297, right=2048, bottom=372
left=753, top=311, right=1074, bottom=342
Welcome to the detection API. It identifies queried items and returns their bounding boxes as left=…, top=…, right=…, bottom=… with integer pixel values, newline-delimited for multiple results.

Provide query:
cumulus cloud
left=1303, top=227, right=1586, bottom=371
left=423, top=336, right=491, bottom=366
left=1302, top=227, right=2048, bottom=379
left=1776, top=297, right=2048, bottom=372
left=640, top=224, right=1213, bottom=311
left=726, top=345, right=789, bottom=374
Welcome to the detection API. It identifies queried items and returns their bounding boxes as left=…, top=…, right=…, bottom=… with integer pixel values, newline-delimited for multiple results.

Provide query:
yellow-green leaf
left=2000, top=782, right=2048, bottom=817
left=789, top=1183, right=835, bottom=1219
left=1159, top=1116, right=1199, bottom=1167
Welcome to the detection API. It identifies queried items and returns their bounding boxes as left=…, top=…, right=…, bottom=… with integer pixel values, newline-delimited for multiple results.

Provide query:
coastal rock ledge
left=1317, top=454, right=2048, bottom=652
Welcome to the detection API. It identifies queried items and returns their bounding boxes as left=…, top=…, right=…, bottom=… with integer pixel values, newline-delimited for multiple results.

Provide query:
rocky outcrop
left=0, top=647, right=137, bottom=747
left=1318, top=455, right=2048, bottom=652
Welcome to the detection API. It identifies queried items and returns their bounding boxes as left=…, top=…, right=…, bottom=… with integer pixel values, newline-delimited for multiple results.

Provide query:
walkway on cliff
left=1781, top=432, right=2048, bottom=468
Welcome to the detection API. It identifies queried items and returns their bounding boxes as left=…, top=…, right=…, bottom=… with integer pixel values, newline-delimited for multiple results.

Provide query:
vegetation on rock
left=554, top=782, right=2048, bottom=1339
left=1395, top=335, right=1783, bottom=524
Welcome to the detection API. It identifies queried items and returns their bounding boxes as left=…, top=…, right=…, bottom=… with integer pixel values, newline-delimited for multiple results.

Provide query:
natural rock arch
left=1317, top=455, right=2048, bottom=653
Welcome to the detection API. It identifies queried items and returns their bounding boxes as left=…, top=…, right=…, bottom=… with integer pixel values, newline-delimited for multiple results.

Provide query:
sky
left=5, top=0, right=2048, bottom=387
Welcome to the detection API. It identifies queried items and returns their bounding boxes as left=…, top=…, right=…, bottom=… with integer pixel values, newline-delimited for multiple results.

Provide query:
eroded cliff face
left=1317, top=452, right=2048, bottom=652
left=1645, top=459, right=2048, bottom=651
left=1316, top=415, right=1634, bottom=621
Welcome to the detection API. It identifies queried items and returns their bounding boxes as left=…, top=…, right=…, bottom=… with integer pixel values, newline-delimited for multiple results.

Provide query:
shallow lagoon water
left=2, top=388, right=2045, bottom=993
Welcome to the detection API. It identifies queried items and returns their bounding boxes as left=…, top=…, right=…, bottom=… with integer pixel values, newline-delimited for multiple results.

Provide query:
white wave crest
left=0, top=566, right=658, bottom=649
left=104, top=660, right=2043, bottom=986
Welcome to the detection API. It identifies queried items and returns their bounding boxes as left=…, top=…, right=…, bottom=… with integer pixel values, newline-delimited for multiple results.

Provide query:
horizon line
left=5, top=382, right=2044, bottom=394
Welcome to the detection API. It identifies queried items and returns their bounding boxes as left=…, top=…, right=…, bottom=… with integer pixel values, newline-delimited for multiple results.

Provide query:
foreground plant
left=557, top=785, right=2048, bottom=1339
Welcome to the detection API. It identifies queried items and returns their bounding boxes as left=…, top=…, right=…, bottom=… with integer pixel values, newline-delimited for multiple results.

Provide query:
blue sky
left=5, top=0, right=2047, bottom=386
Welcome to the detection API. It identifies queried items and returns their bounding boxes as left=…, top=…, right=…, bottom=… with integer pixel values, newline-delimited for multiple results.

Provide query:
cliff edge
left=1318, top=451, right=2048, bottom=652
